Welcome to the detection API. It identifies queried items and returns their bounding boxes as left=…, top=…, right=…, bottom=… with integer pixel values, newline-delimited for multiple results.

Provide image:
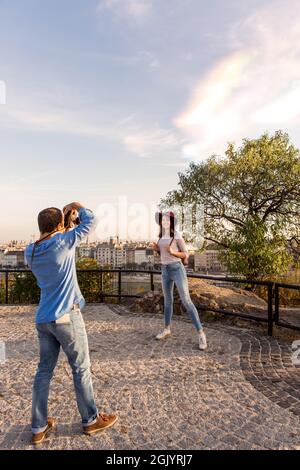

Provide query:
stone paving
left=0, top=303, right=299, bottom=450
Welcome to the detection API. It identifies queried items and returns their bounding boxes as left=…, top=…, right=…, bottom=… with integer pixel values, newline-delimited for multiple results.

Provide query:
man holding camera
left=25, top=202, right=118, bottom=445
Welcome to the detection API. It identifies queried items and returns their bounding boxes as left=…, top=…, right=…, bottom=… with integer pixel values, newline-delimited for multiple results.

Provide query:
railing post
left=99, top=270, right=104, bottom=303
left=150, top=272, right=154, bottom=291
left=274, top=283, right=279, bottom=324
left=5, top=271, right=9, bottom=304
left=118, top=268, right=121, bottom=303
left=267, top=283, right=273, bottom=336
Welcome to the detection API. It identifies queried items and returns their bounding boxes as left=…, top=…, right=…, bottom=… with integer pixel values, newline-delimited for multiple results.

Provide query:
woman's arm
left=167, top=247, right=186, bottom=259
left=149, top=242, right=160, bottom=252
left=167, top=236, right=189, bottom=260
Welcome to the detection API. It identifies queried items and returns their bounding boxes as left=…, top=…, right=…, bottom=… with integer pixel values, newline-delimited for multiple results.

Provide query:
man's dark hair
left=38, top=207, right=63, bottom=234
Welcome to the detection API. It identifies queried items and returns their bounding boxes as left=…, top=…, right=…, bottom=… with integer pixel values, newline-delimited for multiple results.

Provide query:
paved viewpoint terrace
left=0, top=304, right=300, bottom=450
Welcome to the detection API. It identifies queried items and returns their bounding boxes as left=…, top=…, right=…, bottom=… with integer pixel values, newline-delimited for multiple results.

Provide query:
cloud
left=123, top=127, right=182, bottom=158
left=0, top=172, right=57, bottom=193
left=0, top=103, right=111, bottom=138
left=138, top=50, right=160, bottom=69
left=251, top=81, right=300, bottom=124
left=0, top=94, right=180, bottom=161
left=174, top=50, right=255, bottom=157
left=174, top=0, right=300, bottom=160
left=0, top=80, right=6, bottom=104
left=97, top=0, right=151, bottom=21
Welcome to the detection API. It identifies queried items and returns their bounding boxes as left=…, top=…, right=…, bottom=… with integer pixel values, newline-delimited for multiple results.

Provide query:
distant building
left=145, top=248, right=154, bottom=266
left=76, top=245, right=94, bottom=260
left=134, top=247, right=148, bottom=265
left=194, top=247, right=227, bottom=273
left=0, top=249, right=6, bottom=266
left=114, top=244, right=126, bottom=267
left=2, top=250, right=25, bottom=268
left=94, top=243, right=114, bottom=266
left=125, top=246, right=135, bottom=265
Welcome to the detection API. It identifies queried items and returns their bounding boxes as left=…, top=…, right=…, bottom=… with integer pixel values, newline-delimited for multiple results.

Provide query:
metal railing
left=274, top=282, right=300, bottom=332
left=0, top=268, right=300, bottom=335
left=188, top=273, right=274, bottom=336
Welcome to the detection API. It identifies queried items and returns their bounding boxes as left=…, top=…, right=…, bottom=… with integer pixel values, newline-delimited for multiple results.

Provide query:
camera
left=64, top=210, right=80, bottom=230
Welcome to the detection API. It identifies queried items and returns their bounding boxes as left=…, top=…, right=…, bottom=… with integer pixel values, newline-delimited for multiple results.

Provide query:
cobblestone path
left=0, top=304, right=299, bottom=450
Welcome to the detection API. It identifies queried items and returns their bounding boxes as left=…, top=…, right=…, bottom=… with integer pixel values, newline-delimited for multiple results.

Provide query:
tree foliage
left=160, top=131, right=300, bottom=280
left=76, top=257, right=114, bottom=302
left=8, top=272, right=40, bottom=304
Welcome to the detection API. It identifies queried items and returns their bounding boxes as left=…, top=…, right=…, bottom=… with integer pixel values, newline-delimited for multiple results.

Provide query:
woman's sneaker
left=198, top=329, right=207, bottom=350
left=155, top=328, right=171, bottom=340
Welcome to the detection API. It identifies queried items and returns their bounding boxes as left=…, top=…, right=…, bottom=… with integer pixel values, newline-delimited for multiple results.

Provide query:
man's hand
left=63, top=202, right=85, bottom=215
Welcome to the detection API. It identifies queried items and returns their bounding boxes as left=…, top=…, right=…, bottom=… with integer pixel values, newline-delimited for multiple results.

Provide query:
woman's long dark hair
left=158, top=212, right=175, bottom=239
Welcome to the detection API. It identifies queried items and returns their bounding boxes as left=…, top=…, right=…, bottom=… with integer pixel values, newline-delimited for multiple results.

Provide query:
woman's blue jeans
left=161, top=261, right=202, bottom=331
left=31, top=308, right=98, bottom=433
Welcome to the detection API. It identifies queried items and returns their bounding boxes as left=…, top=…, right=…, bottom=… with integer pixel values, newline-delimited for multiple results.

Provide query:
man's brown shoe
left=31, top=417, right=56, bottom=445
left=83, top=412, right=118, bottom=435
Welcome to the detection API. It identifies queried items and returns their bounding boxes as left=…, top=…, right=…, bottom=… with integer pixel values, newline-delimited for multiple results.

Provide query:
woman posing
left=150, top=211, right=207, bottom=350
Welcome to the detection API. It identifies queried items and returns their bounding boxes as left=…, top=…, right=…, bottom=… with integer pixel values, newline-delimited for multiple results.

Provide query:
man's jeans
left=31, top=308, right=98, bottom=433
left=161, top=261, right=203, bottom=330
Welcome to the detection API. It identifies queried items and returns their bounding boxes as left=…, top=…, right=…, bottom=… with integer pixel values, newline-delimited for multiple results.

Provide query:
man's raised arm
left=63, top=202, right=98, bottom=248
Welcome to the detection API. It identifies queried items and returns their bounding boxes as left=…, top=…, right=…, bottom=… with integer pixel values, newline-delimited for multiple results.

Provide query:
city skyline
left=1, top=0, right=300, bottom=241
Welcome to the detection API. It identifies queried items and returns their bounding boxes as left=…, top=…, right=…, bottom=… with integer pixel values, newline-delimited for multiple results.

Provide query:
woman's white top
left=157, top=230, right=188, bottom=265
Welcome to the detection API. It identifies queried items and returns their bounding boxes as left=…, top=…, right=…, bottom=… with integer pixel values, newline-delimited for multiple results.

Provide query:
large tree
left=160, top=131, right=300, bottom=280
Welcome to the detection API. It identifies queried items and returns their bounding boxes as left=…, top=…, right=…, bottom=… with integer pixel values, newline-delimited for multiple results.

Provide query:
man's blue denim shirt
left=24, top=207, right=97, bottom=324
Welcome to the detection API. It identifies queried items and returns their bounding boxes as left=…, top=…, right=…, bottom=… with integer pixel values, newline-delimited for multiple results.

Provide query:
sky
left=1, top=0, right=300, bottom=242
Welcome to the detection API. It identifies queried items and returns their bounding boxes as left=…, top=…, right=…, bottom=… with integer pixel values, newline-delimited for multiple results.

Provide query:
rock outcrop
left=129, top=278, right=268, bottom=319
